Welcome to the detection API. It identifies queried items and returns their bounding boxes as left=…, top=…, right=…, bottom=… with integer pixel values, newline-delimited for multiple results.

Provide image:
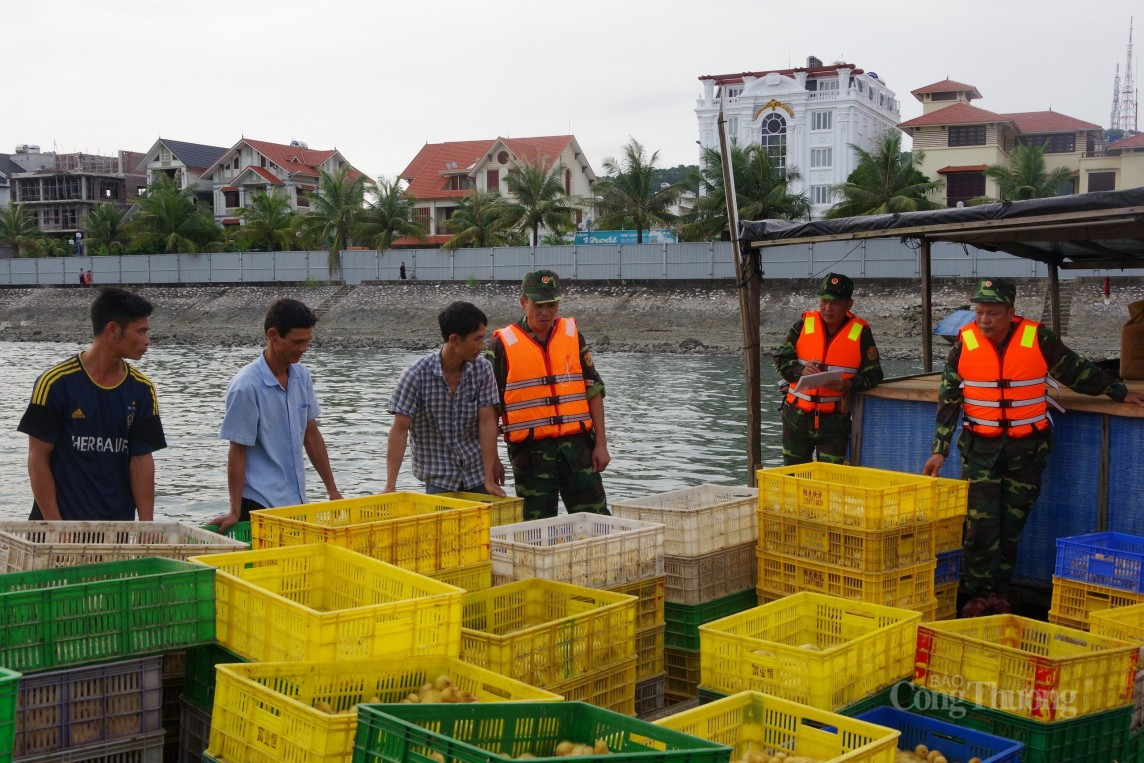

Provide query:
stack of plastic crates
left=612, top=484, right=759, bottom=707
left=912, top=613, right=1140, bottom=763
left=458, top=578, right=638, bottom=713
left=1049, top=532, right=1144, bottom=630
left=756, top=463, right=969, bottom=620
left=1090, top=601, right=1144, bottom=759
left=488, top=513, right=665, bottom=715
left=250, top=491, right=493, bottom=588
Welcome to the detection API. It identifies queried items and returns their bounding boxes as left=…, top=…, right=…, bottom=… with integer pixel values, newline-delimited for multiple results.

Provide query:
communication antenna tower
left=1111, top=62, right=1122, bottom=130
left=1119, top=18, right=1138, bottom=132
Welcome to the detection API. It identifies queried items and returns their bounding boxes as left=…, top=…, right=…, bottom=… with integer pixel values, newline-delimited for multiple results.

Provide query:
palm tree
left=356, top=176, right=424, bottom=251
left=232, top=190, right=295, bottom=251
left=981, top=143, right=1073, bottom=202
left=128, top=178, right=222, bottom=253
left=682, top=143, right=811, bottom=240
left=0, top=202, right=46, bottom=257
left=298, top=166, right=367, bottom=275
left=592, top=138, right=681, bottom=243
left=81, top=203, right=129, bottom=254
left=442, top=191, right=515, bottom=249
left=503, top=158, right=575, bottom=246
left=826, top=131, right=944, bottom=218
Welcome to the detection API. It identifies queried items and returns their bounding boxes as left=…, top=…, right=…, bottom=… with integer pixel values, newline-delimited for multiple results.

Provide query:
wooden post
left=1049, top=263, right=1062, bottom=335
left=717, top=96, right=761, bottom=485
left=920, top=237, right=933, bottom=373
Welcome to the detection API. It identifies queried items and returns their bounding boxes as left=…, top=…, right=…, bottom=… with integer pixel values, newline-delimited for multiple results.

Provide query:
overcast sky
left=6, top=0, right=1139, bottom=181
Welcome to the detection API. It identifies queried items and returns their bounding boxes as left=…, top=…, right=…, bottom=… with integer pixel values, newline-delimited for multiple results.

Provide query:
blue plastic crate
left=934, top=549, right=962, bottom=586
left=1055, top=532, right=1144, bottom=593
left=856, top=706, right=1024, bottom=763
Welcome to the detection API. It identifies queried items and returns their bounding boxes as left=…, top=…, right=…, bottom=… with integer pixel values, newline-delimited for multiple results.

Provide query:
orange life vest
left=785, top=310, right=867, bottom=415
left=956, top=317, right=1051, bottom=438
left=497, top=318, right=593, bottom=443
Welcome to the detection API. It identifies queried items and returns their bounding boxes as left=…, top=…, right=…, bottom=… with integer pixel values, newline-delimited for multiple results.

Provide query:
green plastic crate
left=199, top=521, right=252, bottom=544
left=181, top=643, right=248, bottom=711
left=836, top=680, right=914, bottom=717
left=1122, top=727, right=1144, bottom=763
left=0, top=667, right=19, bottom=763
left=696, top=685, right=726, bottom=705
left=664, top=588, right=757, bottom=651
left=0, top=557, right=215, bottom=673
left=351, top=701, right=733, bottom=763
left=907, top=686, right=1132, bottom=763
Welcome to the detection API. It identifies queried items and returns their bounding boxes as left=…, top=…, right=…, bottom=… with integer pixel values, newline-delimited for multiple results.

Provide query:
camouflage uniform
left=932, top=283, right=1129, bottom=598
left=487, top=275, right=608, bottom=521
left=773, top=274, right=884, bottom=466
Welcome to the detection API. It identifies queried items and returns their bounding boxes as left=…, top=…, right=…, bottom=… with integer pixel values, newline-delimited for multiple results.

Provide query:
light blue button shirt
left=219, top=354, right=320, bottom=508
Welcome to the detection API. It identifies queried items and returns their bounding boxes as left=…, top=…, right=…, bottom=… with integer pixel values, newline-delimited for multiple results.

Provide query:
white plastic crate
left=611, top=484, right=758, bottom=557
left=491, top=513, right=664, bottom=587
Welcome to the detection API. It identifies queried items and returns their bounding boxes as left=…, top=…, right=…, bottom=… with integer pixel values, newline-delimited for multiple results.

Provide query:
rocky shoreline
left=0, top=277, right=1140, bottom=362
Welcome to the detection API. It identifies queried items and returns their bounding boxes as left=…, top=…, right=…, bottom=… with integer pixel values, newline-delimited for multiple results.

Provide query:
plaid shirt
left=388, top=351, right=500, bottom=490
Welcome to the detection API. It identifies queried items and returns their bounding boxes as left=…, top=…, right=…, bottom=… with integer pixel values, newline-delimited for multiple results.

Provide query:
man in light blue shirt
left=385, top=301, right=505, bottom=495
left=211, top=298, right=341, bottom=530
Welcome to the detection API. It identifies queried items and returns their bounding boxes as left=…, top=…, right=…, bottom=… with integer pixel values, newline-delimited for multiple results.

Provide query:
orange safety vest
left=496, top=318, right=593, bottom=443
left=785, top=310, right=867, bottom=415
left=956, top=317, right=1052, bottom=438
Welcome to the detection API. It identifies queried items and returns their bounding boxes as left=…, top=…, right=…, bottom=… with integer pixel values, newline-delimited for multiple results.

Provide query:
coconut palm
left=982, top=143, right=1074, bottom=202
left=503, top=158, right=575, bottom=246
left=298, top=166, right=367, bottom=275
left=442, top=191, right=515, bottom=250
left=826, top=131, right=944, bottom=218
left=232, top=190, right=295, bottom=251
left=81, top=203, right=129, bottom=254
left=682, top=143, right=811, bottom=240
left=356, top=176, right=424, bottom=251
left=592, top=138, right=681, bottom=243
left=129, top=178, right=222, bottom=253
left=0, top=202, right=47, bottom=257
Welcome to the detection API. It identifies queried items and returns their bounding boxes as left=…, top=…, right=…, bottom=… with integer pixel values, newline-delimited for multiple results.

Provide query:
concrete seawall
left=1, top=277, right=1140, bottom=361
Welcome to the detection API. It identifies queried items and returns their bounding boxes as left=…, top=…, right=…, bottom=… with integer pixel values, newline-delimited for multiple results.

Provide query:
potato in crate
left=251, top=491, right=490, bottom=574
left=437, top=492, right=524, bottom=527
left=189, top=543, right=463, bottom=662
left=655, top=690, right=900, bottom=763
left=0, top=520, right=248, bottom=571
left=490, top=513, right=663, bottom=588
left=206, top=656, right=560, bottom=763
left=699, top=592, right=921, bottom=711
left=758, top=463, right=965, bottom=529
left=914, top=614, right=1139, bottom=721
left=351, top=700, right=732, bottom=763
left=460, top=579, right=636, bottom=689
left=611, top=484, right=757, bottom=556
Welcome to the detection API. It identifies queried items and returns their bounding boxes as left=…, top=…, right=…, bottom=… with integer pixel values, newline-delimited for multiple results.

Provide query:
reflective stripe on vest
left=785, top=310, right=868, bottom=415
left=956, top=317, right=1050, bottom=438
left=497, top=318, right=593, bottom=442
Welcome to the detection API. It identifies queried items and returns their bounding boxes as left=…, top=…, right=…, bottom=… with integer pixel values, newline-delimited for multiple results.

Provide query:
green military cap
left=521, top=270, right=562, bottom=303
left=970, top=277, right=1016, bottom=306
left=818, top=272, right=853, bottom=300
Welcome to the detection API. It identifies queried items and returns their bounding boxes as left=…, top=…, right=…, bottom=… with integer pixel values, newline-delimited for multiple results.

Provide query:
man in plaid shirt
left=385, top=301, right=506, bottom=495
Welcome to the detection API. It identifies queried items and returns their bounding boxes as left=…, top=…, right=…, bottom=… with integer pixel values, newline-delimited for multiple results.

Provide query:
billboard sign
left=573, top=229, right=677, bottom=245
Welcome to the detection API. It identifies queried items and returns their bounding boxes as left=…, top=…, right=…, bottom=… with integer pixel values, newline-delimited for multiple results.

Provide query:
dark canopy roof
left=740, top=188, right=1144, bottom=270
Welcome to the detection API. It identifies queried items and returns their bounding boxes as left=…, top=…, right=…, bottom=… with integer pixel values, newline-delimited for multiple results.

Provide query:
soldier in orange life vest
left=923, top=277, right=1144, bottom=617
left=486, top=270, right=609, bottom=520
left=774, top=273, right=883, bottom=465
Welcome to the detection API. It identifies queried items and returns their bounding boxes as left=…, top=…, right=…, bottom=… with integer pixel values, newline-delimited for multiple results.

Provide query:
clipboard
left=798, top=369, right=844, bottom=386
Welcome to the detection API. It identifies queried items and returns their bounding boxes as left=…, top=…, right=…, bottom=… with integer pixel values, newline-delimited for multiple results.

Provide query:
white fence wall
left=2, top=241, right=1139, bottom=287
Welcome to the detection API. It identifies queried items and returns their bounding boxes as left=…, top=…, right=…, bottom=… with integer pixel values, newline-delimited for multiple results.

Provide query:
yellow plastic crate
left=757, top=548, right=935, bottom=610
left=655, top=690, right=900, bottom=763
left=636, top=625, right=665, bottom=681
left=427, top=561, right=493, bottom=591
left=758, top=463, right=964, bottom=529
left=437, top=492, right=524, bottom=527
left=1091, top=601, right=1144, bottom=643
left=933, top=516, right=965, bottom=554
left=608, top=576, right=665, bottom=631
left=1049, top=576, right=1144, bottom=630
left=459, top=578, right=636, bottom=689
left=611, top=484, right=758, bottom=556
left=699, top=592, right=921, bottom=711
left=915, top=614, right=1139, bottom=721
left=547, top=655, right=638, bottom=715
left=935, top=581, right=958, bottom=621
left=759, top=511, right=935, bottom=572
left=251, top=492, right=490, bottom=574
left=206, top=656, right=561, bottom=763
left=189, top=543, right=463, bottom=662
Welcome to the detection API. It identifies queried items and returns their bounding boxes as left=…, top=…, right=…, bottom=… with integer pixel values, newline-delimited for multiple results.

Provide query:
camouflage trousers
left=959, top=435, right=1050, bottom=597
left=508, top=433, right=609, bottom=521
left=780, top=404, right=851, bottom=466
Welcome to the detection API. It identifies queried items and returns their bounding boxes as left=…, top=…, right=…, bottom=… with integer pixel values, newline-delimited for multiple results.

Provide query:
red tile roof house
left=197, top=138, right=370, bottom=227
left=396, top=135, right=597, bottom=247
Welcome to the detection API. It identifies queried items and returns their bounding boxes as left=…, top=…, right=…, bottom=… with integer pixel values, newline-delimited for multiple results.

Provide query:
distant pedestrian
left=85, top=270, right=93, bottom=286
left=400, top=262, right=407, bottom=280
left=1104, top=275, right=1111, bottom=305
left=78, top=269, right=85, bottom=286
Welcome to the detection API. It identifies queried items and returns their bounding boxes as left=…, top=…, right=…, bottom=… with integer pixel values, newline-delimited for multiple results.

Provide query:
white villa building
left=696, top=56, right=902, bottom=218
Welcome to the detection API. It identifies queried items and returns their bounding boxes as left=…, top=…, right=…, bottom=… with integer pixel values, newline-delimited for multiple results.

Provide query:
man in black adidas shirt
left=18, top=288, right=167, bottom=521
